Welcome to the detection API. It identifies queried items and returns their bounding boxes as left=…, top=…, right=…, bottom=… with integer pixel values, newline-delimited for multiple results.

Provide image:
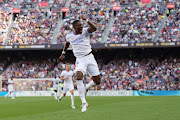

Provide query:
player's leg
left=76, top=71, right=88, bottom=112
left=85, top=55, right=101, bottom=96
left=58, top=85, right=67, bottom=102
left=75, top=58, right=89, bottom=112
left=54, top=90, right=58, bottom=100
left=4, top=91, right=10, bottom=99
left=11, top=91, right=15, bottom=99
left=70, top=89, right=75, bottom=109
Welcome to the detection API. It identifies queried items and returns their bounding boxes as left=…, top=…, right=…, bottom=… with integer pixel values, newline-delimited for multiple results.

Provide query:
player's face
left=11, top=77, right=13, bottom=80
left=75, top=22, right=83, bottom=34
left=66, top=65, right=70, bottom=71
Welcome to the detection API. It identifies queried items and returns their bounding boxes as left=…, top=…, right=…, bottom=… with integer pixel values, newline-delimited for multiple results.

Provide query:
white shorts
left=8, top=86, right=14, bottom=92
left=75, top=54, right=100, bottom=76
left=53, top=84, right=58, bottom=91
left=62, top=83, right=74, bottom=94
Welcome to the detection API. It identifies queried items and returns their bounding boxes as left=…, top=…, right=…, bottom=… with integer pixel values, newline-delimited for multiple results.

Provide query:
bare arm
left=60, top=76, right=69, bottom=80
left=59, top=42, right=70, bottom=60
left=81, top=15, right=97, bottom=33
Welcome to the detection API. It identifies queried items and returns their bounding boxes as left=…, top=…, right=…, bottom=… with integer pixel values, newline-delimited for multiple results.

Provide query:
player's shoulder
left=61, top=70, right=66, bottom=74
left=66, top=32, right=74, bottom=38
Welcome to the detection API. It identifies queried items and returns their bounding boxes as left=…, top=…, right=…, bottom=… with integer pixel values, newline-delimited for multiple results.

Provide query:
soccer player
left=58, top=64, right=75, bottom=109
left=59, top=15, right=101, bottom=112
left=52, top=74, right=60, bottom=100
left=4, top=76, right=15, bottom=99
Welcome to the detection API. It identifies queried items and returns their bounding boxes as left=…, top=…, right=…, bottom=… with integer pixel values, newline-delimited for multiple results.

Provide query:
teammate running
left=59, top=15, right=101, bottom=112
left=52, top=74, right=60, bottom=100
left=4, top=76, right=15, bottom=99
left=58, top=64, right=75, bottom=109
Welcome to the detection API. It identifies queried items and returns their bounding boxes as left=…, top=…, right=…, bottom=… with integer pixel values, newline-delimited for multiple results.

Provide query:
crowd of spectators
left=3, top=57, right=56, bottom=79
left=96, top=58, right=180, bottom=90
left=2, top=51, right=179, bottom=91
left=56, top=0, right=113, bottom=44
left=1, top=0, right=179, bottom=44
left=8, top=0, right=65, bottom=45
left=120, top=0, right=139, bottom=6
left=0, top=0, right=13, bottom=45
left=8, top=8, right=59, bottom=45
left=106, top=1, right=167, bottom=43
left=159, top=1, right=180, bottom=42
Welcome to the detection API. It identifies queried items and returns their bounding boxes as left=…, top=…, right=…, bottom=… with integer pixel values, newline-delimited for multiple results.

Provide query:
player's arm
left=60, top=76, right=69, bottom=80
left=81, top=15, right=97, bottom=33
left=59, top=42, right=70, bottom=60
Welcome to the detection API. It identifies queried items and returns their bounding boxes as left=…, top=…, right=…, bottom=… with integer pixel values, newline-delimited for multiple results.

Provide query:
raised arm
left=81, top=15, right=97, bottom=33
left=59, top=41, right=70, bottom=60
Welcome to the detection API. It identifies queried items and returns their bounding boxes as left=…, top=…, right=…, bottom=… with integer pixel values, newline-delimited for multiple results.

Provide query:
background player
left=58, top=64, right=75, bottom=109
left=52, top=74, right=60, bottom=100
left=59, top=15, right=101, bottom=112
left=4, top=76, right=15, bottom=99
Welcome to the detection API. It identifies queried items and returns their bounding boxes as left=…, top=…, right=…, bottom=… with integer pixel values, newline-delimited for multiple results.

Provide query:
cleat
left=80, top=103, right=89, bottom=107
left=71, top=105, right=75, bottom=109
left=81, top=103, right=89, bottom=112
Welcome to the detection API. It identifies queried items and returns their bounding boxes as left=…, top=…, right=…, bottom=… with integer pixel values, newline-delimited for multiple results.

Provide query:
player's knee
left=63, top=94, right=66, bottom=97
left=93, top=75, right=101, bottom=85
left=76, top=71, right=83, bottom=80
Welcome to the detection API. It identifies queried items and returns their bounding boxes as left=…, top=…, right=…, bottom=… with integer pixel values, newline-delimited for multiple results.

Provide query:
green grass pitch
left=0, top=96, right=180, bottom=120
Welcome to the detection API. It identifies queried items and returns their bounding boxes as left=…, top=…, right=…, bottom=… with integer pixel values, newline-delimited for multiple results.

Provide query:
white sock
left=11, top=92, right=14, bottom=99
left=86, top=80, right=97, bottom=90
left=54, top=92, right=57, bottom=100
left=77, top=80, right=87, bottom=104
left=5, top=92, right=10, bottom=97
left=71, top=94, right=74, bottom=106
left=59, top=93, right=64, bottom=100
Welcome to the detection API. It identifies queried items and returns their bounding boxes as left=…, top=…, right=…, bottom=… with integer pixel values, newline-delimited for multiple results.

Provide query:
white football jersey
left=66, top=28, right=92, bottom=58
left=61, top=70, right=74, bottom=85
left=8, top=79, right=14, bottom=88
left=52, top=77, right=60, bottom=86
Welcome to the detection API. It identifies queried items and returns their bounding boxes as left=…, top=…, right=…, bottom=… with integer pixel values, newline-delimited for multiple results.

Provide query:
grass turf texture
left=0, top=96, right=180, bottom=120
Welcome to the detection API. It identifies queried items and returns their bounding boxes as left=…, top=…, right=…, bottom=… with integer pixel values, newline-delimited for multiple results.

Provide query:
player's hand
left=59, top=54, right=65, bottom=60
left=81, top=15, right=87, bottom=20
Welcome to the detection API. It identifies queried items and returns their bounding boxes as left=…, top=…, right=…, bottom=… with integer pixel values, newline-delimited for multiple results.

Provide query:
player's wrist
left=86, top=19, right=89, bottom=23
left=62, top=51, right=66, bottom=55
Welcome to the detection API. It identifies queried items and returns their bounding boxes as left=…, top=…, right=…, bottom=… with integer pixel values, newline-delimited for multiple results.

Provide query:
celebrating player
left=4, top=76, right=15, bottom=99
left=52, top=74, right=60, bottom=100
left=59, top=15, right=101, bottom=112
left=58, top=64, right=75, bottom=109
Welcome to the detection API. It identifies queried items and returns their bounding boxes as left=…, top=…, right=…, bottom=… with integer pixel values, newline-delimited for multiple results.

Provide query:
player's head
left=72, top=20, right=83, bottom=34
left=10, top=76, right=13, bottom=80
left=66, top=63, right=70, bottom=71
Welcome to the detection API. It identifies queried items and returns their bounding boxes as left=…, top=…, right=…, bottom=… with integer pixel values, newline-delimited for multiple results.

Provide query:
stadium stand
left=107, top=1, right=167, bottom=43
left=159, top=1, right=180, bottom=42
left=56, top=0, right=113, bottom=44
left=0, top=0, right=13, bottom=45
left=1, top=48, right=180, bottom=91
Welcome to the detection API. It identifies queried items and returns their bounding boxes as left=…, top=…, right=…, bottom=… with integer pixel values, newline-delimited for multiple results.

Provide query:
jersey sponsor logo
left=71, top=36, right=84, bottom=44
left=66, top=75, right=72, bottom=77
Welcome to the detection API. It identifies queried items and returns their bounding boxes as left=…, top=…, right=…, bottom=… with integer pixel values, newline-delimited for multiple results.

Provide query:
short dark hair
left=72, top=20, right=80, bottom=27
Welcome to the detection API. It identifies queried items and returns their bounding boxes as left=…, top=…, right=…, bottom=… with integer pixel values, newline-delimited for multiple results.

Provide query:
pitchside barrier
left=1, top=78, right=180, bottom=97
left=1, top=90, right=180, bottom=97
